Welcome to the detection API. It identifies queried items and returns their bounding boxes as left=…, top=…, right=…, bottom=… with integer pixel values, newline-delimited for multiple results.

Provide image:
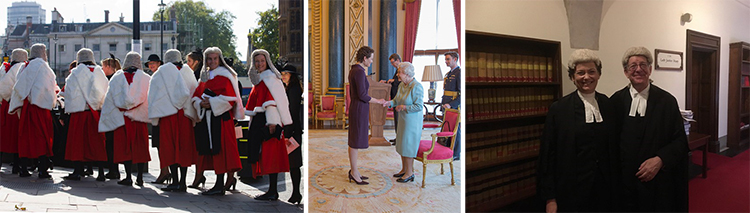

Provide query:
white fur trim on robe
left=99, top=70, right=151, bottom=132
left=8, top=58, right=58, bottom=114
left=178, top=64, right=199, bottom=122
left=262, top=70, right=292, bottom=126
left=59, top=64, right=108, bottom=113
left=192, top=66, right=244, bottom=120
left=148, top=63, right=191, bottom=125
left=0, top=63, right=24, bottom=101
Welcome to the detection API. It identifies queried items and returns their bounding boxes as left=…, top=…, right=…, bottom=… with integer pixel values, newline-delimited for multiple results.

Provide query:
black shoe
left=393, top=172, right=405, bottom=178
left=105, top=172, right=120, bottom=179
left=287, top=193, right=302, bottom=204
left=117, top=179, right=133, bottom=186
left=18, top=171, right=31, bottom=177
left=96, top=175, right=106, bottom=182
left=254, top=192, right=279, bottom=201
left=397, top=174, right=415, bottom=183
left=63, top=174, right=81, bottom=181
left=161, top=183, right=182, bottom=192
left=135, top=178, right=144, bottom=187
left=38, top=172, right=52, bottom=179
left=201, top=187, right=225, bottom=196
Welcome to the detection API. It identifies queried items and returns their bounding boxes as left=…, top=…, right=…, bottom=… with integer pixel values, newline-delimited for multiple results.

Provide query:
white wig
left=122, top=51, right=142, bottom=70
left=247, top=49, right=281, bottom=86
left=163, top=49, right=182, bottom=63
left=11, top=48, right=28, bottom=62
left=568, top=49, right=601, bottom=70
left=76, top=48, right=95, bottom=63
left=200, top=47, right=236, bottom=82
left=621, top=46, right=653, bottom=68
left=28, top=43, right=46, bottom=59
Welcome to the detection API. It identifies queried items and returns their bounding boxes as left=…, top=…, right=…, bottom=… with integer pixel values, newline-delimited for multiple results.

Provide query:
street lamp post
left=159, top=0, right=166, bottom=58
left=53, top=34, right=58, bottom=83
left=171, top=35, right=175, bottom=49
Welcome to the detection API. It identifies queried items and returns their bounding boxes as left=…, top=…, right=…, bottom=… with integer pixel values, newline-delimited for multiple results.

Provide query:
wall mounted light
left=681, top=13, right=693, bottom=25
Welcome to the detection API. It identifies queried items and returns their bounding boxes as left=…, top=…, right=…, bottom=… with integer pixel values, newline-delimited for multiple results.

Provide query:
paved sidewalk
left=0, top=145, right=304, bottom=212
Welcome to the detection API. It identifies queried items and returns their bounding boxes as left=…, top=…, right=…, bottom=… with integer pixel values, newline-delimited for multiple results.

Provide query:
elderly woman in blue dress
left=384, top=62, right=424, bottom=183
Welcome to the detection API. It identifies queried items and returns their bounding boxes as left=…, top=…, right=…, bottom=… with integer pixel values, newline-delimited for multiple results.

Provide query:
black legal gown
left=537, top=91, right=616, bottom=212
left=610, top=84, right=689, bottom=212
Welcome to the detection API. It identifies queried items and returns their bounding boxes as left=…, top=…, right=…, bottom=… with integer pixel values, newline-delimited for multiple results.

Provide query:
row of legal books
left=466, top=51, right=555, bottom=83
left=467, top=87, right=555, bottom=122
left=467, top=124, right=542, bottom=167
left=467, top=161, right=536, bottom=209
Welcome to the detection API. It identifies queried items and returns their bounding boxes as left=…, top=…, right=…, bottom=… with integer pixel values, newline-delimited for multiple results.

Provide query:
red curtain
left=452, top=0, right=461, bottom=54
left=404, top=0, right=421, bottom=62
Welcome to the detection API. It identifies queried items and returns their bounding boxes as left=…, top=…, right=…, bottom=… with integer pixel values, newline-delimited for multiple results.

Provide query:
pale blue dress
left=390, top=79, right=424, bottom=158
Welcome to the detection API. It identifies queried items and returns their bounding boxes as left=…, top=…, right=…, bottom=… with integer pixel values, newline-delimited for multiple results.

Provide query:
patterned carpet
left=308, top=129, right=461, bottom=212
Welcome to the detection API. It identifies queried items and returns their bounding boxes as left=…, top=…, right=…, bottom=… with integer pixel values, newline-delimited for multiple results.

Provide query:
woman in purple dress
left=348, top=46, right=386, bottom=185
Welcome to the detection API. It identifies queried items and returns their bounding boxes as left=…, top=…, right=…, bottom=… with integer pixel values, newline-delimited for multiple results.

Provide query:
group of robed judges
left=0, top=44, right=303, bottom=203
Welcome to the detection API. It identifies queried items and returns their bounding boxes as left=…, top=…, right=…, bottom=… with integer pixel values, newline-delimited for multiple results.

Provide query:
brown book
left=477, top=52, right=487, bottom=82
left=500, top=54, right=509, bottom=82
left=547, top=57, right=554, bottom=82
left=486, top=53, right=494, bottom=82
left=470, top=90, right=475, bottom=121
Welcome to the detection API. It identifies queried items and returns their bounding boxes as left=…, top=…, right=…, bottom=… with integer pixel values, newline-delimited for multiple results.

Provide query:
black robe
left=610, top=84, right=689, bottom=212
left=286, top=81, right=303, bottom=168
left=538, top=91, right=617, bottom=212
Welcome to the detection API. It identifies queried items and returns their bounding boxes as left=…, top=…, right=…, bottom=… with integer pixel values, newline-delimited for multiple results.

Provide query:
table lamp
left=422, top=65, right=443, bottom=103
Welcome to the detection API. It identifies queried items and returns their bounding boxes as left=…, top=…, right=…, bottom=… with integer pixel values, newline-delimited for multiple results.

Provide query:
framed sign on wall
left=655, top=49, right=683, bottom=71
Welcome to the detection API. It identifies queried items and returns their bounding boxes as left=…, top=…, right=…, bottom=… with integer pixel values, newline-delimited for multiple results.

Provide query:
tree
left=250, top=6, right=279, bottom=61
left=153, top=0, right=238, bottom=60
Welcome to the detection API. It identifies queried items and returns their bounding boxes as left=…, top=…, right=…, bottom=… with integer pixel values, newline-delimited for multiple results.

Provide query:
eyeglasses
left=627, top=63, right=650, bottom=71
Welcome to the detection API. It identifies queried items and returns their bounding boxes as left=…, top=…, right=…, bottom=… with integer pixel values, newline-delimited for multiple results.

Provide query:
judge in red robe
left=148, top=49, right=198, bottom=192
left=0, top=48, right=27, bottom=175
left=99, top=52, right=151, bottom=187
left=59, top=48, right=109, bottom=181
left=191, top=47, right=243, bottom=196
left=245, top=49, right=293, bottom=201
left=8, top=44, right=58, bottom=179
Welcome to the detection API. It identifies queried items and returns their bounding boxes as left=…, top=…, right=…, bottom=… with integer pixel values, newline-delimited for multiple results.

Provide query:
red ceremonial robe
left=245, top=81, right=290, bottom=177
left=63, top=65, right=108, bottom=162
left=101, top=70, right=151, bottom=164
left=0, top=62, right=22, bottom=153
left=192, top=70, right=242, bottom=175
left=9, top=58, right=57, bottom=159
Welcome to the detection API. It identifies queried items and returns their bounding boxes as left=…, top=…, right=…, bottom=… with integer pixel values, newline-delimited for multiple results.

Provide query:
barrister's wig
left=28, top=43, right=46, bottom=59
left=621, top=46, right=653, bottom=68
left=200, top=47, right=237, bottom=82
left=163, top=49, right=182, bottom=63
left=247, top=49, right=281, bottom=86
left=122, top=51, right=142, bottom=70
left=76, top=48, right=95, bottom=63
left=11, top=48, right=28, bottom=63
left=398, top=61, right=415, bottom=78
left=567, top=49, right=602, bottom=79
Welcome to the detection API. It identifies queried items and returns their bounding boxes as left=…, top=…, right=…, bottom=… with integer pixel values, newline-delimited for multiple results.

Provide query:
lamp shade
left=422, top=65, right=443, bottom=82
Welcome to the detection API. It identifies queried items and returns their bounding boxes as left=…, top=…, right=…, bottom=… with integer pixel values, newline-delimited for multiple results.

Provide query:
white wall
left=467, top=0, right=750, bottom=146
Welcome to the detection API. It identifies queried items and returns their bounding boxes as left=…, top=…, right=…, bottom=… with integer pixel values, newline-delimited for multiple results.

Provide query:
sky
left=1, top=0, right=278, bottom=60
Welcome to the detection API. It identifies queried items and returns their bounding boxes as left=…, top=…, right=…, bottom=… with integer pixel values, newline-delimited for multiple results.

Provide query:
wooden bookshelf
left=465, top=31, right=562, bottom=212
left=728, top=42, right=750, bottom=150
